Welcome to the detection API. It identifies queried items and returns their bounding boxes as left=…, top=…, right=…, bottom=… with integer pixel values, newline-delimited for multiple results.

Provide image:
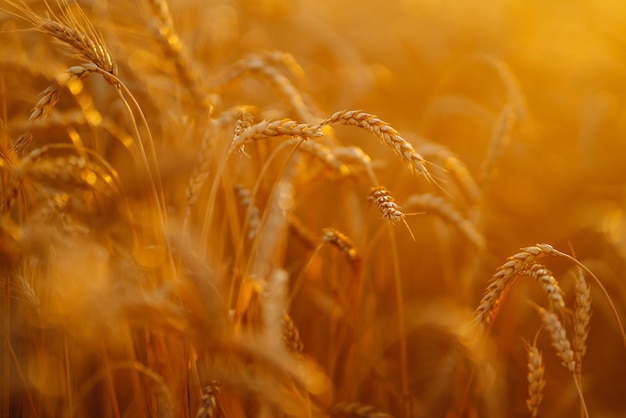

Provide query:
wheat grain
left=330, top=401, right=393, bottom=418
left=525, top=341, right=545, bottom=418
left=321, top=110, right=432, bottom=179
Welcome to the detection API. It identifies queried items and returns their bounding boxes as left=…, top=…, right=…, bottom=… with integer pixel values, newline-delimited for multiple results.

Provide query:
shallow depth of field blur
left=2, top=0, right=626, bottom=417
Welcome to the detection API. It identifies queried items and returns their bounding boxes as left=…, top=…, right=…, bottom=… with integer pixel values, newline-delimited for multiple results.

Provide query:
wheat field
left=2, top=0, right=626, bottom=417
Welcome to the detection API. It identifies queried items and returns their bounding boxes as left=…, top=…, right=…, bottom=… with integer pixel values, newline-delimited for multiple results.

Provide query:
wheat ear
left=13, top=64, right=100, bottom=154
left=298, top=140, right=350, bottom=177
left=229, top=119, right=323, bottom=155
left=322, top=227, right=361, bottom=265
left=212, top=54, right=317, bottom=122
left=474, top=244, right=561, bottom=330
left=418, top=142, right=481, bottom=205
left=534, top=305, right=589, bottom=417
left=524, top=263, right=566, bottom=312
left=573, top=267, right=591, bottom=378
left=525, top=337, right=545, bottom=418
left=145, top=0, right=207, bottom=110
left=196, top=383, right=220, bottom=418
left=6, top=0, right=116, bottom=75
left=282, top=313, right=304, bottom=358
left=479, top=104, right=516, bottom=184
left=234, top=184, right=261, bottom=242
left=368, top=186, right=415, bottom=241
left=320, top=110, right=432, bottom=180
left=403, top=193, right=485, bottom=249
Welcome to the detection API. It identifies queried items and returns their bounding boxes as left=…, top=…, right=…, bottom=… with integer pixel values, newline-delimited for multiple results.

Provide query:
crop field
left=1, top=0, right=626, bottom=417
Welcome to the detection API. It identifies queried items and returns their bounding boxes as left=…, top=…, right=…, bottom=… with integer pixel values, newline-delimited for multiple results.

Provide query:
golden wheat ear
left=524, top=335, right=545, bottom=418
left=368, top=186, right=416, bottom=241
left=533, top=303, right=589, bottom=418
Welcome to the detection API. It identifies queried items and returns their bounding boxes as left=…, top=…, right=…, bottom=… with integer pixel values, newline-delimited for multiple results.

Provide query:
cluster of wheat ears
left=2, top=0, right=626, bottom=417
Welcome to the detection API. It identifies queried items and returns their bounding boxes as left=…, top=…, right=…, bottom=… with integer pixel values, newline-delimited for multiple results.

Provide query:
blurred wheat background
left=2, top=0, right=626, bottom=417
